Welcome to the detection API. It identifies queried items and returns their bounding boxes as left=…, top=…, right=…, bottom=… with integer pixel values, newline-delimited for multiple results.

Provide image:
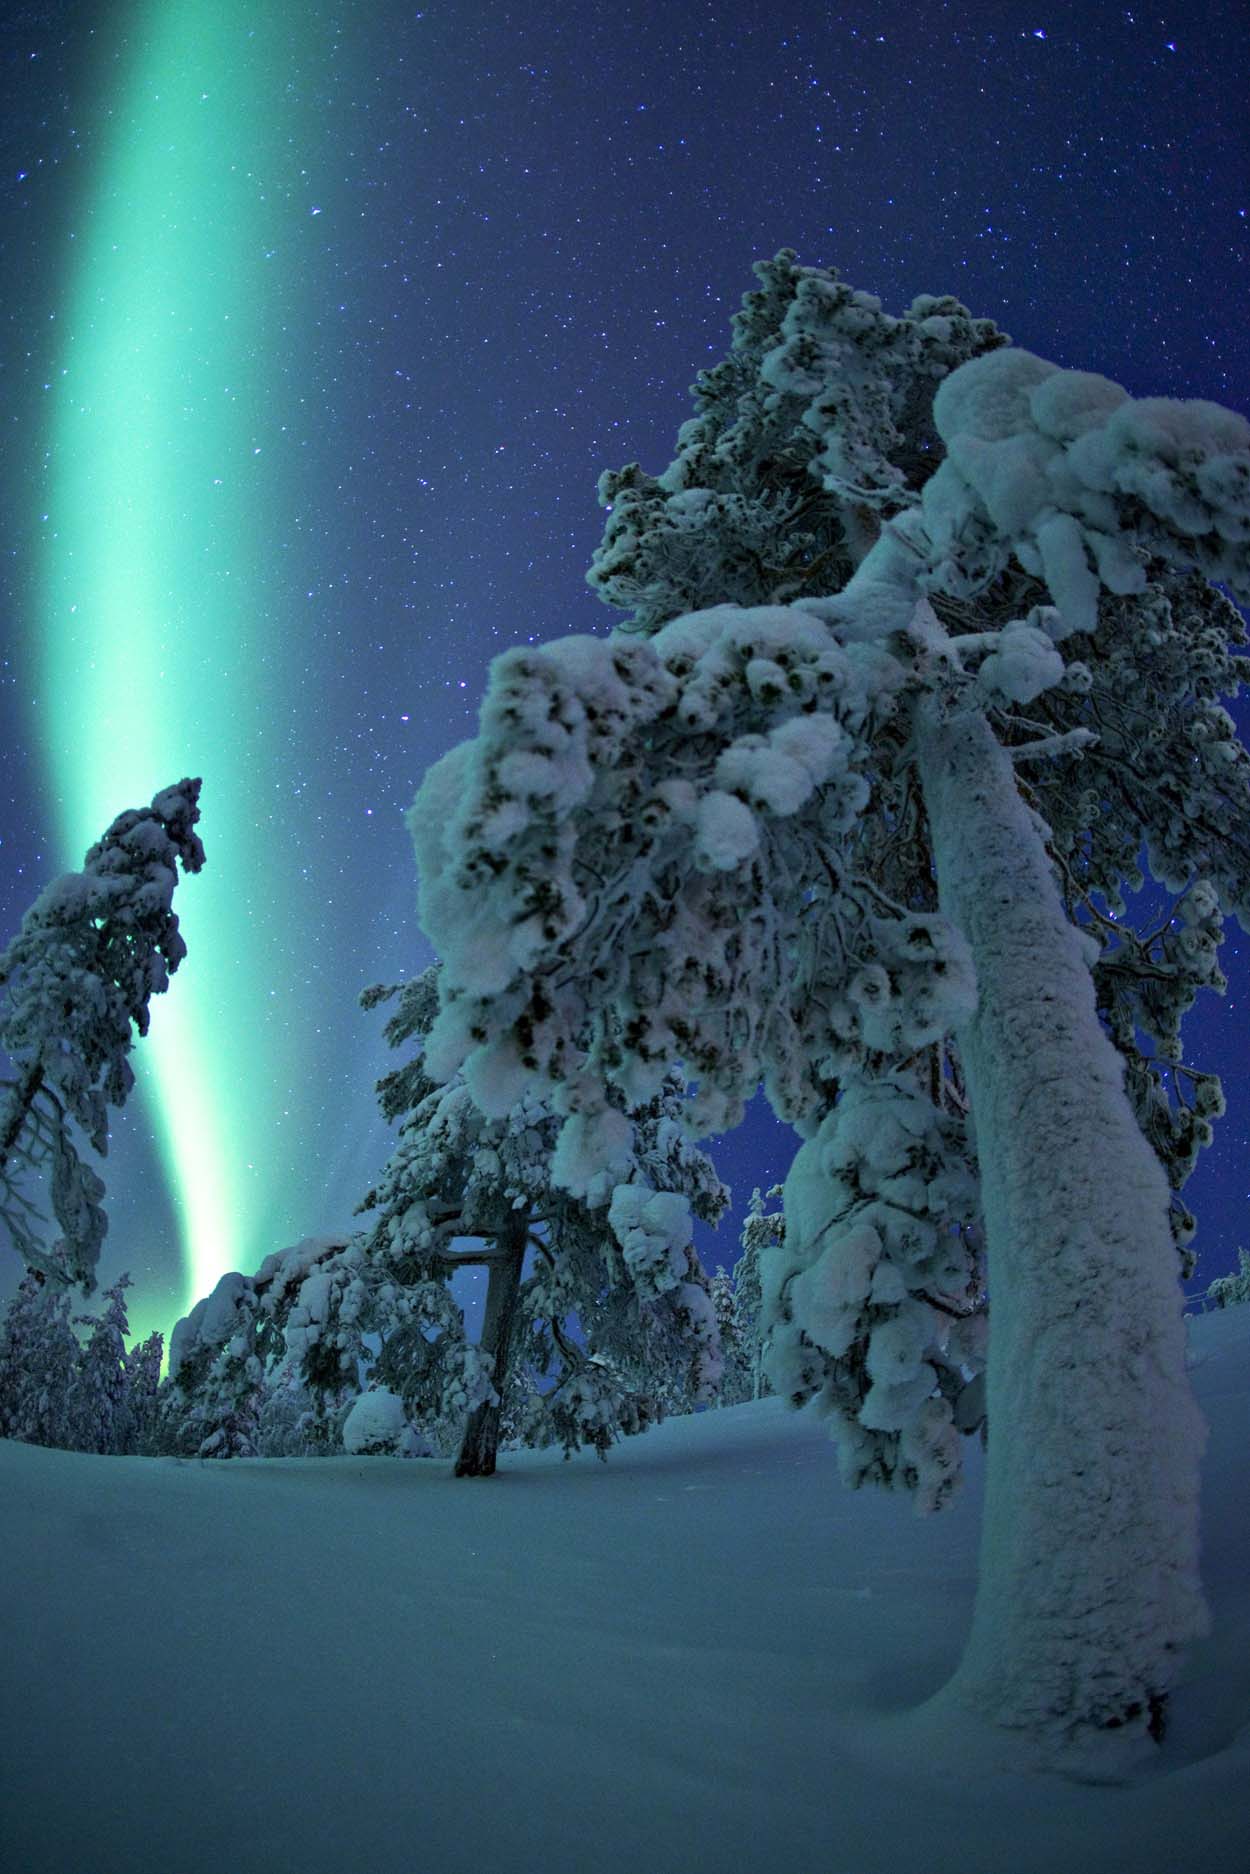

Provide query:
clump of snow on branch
left=608, top=1186, right=694, bottom=1292
left=763, top=1074, right=985, bottom=1515
left=915, top=348, right=1250, bottom=639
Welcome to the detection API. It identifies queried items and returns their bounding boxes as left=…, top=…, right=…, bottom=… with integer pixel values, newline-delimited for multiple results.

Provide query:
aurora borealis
left=9, top=2, right=432, bottom=1339
left=2, top=0, right=1248, bottom=1344
left=39, top=1, right=298, bottom=1323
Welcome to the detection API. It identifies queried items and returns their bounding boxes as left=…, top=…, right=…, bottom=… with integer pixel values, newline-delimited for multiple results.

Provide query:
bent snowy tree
left=0, top=778, right=205, bottom=1290
left=408, top=255, right=1250, bottom=1760
left=163, top=968, right=726, bottom=1473
left=355, top=968, right=726, bottom=1475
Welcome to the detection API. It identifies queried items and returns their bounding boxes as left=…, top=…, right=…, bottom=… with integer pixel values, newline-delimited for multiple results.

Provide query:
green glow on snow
left=37, top=1, right=304, bottom=1332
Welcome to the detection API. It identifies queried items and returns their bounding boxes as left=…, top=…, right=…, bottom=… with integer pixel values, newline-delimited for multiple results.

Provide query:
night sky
left=1, top=0, right=1247, bottom=1346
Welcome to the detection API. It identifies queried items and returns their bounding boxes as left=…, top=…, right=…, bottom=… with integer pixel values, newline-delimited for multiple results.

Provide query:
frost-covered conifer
left=410, top=252, right=1250, bottom=1756
left=709, top=1265, right=741, bottom=1402
left=1, top=1268, right=164, bottom=1454
left=0, top=779, right=204, bottom=1290
left=1205, top=1248, right=1250, bottom=1310
left=161, top=988, right=727, bottom=1477
left=157, top=1238, right=351, bottom=1458
left=0, top=1270, right=78, bottom=1446
left=254, top=1376, right=317, bottom=1455
left=120, top=1327, right=164, bottom=1455
left=350, top=970, right=727, bottom=1473
left=158, top=1271, right=261, bottom=1457
left=734, top=1185, right=782, bottom=1401
left=711, top=1190, right=779, bottom=1408
left=66, top=1274, right=133, bottom=1455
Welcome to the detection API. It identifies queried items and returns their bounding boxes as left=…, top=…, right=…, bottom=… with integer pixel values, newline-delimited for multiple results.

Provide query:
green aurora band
left=38, top=2, right=310, bottom=1333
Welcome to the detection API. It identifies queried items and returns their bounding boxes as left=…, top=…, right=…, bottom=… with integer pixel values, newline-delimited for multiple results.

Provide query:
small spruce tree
left=120, top=1325, right=165, bottom=1455
left=66, top=1274, right=133, bottom=1455
left=735, top=1185, right=782, bottom=1401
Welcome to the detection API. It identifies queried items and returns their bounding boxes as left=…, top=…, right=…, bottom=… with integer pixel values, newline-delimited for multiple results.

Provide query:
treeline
left=0, top=1195, right=778, bottom=1461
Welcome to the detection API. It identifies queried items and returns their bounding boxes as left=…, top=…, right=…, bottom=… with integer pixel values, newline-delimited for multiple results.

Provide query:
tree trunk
left=454, top=1211, right=528, bottom=1477
left=914, top=696, right=1208, bottom=1759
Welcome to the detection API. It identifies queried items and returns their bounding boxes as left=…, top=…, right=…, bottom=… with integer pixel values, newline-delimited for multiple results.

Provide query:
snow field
left=1, top=1304, right=1246, bottom=1874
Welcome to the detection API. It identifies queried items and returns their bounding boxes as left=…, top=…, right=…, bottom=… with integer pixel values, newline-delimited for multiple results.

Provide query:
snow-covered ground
left=2, top=1305, right=1246, bottom=1874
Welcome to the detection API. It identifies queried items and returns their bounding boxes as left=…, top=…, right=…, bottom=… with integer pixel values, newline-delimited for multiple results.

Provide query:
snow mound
left=341, top=1388, right=426, bottom=1457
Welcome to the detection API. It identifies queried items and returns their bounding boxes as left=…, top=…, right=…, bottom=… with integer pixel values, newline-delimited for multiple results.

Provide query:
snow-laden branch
left=1007, top=726, right=1099, bottom=764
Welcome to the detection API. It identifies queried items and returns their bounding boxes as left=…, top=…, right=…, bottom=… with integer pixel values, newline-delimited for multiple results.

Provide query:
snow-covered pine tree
left=409, top=253, right=1250, bottom=1760
left=1205, top=1248, right=1250, bottom=1310
left=66, top=1273, right=133, bottom=1455
left=119, top=1326, right=164, bottom=1455
left=732, top=1185, right=782, bottom=1402
left=0, top=1270, right=78, bottom=1446
left=352, top=969, right=728, bottom=1473
left=711, top=1194, right=778, bottom=1408
left=0, top=778, right=205, bottom=1291
left=708, top=1264, right=742, bottom=1403
left=0, top=1267, right=165, bottom=1454
left=253, top=1368, right=325, bottom=1457
left=159, top=984, right=728, bottom=1477
left=156, top=1238, right=351, bottom=1458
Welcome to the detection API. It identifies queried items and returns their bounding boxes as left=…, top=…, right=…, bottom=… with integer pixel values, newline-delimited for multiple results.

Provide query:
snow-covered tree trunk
left=454, top=1212, right=528, bottom=1478
left=914, top=695, right=1208, bottom=1753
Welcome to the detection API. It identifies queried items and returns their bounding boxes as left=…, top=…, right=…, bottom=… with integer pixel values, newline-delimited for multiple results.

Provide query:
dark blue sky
left=1, top=0, right=1247, bottom=1339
